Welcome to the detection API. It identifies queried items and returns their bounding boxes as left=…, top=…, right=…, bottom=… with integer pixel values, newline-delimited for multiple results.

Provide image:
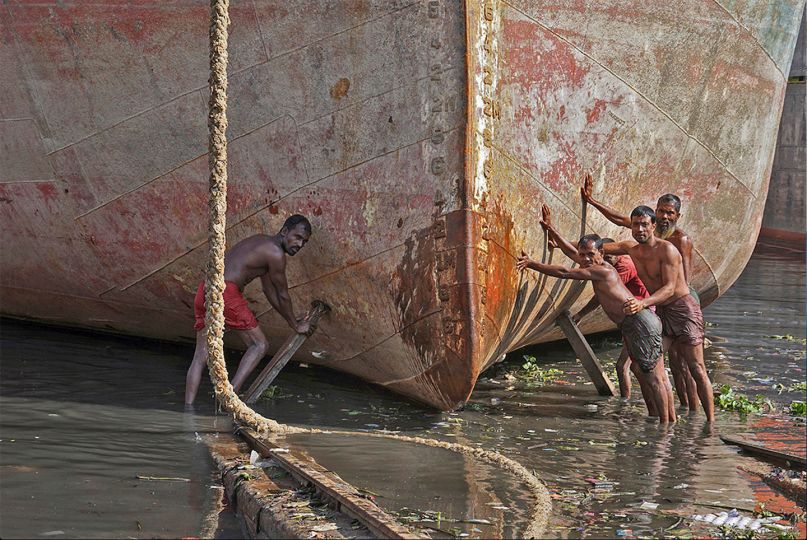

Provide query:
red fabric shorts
left=193, top=282, right=259, bottom=331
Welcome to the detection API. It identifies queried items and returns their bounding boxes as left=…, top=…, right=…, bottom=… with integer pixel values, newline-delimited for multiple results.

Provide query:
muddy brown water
left=1, top=244, right=804, bottom=539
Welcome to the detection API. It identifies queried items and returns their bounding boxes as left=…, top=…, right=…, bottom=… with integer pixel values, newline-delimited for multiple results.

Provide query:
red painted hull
left=1, top=1, right=803, bottom=409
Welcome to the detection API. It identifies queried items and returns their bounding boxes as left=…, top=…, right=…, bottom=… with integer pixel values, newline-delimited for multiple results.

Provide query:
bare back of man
left=605, top=207, right=714, bottom=422
left=518, top=234, right=675, bottom=423
left=185, top=215, right=313, bottom=406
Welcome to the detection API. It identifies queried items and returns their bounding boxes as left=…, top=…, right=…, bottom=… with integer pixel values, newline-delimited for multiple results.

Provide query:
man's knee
left=253, top=338, right=269, bottom=357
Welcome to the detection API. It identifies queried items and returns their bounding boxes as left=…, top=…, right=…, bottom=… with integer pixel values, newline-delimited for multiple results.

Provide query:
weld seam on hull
left=113, top=129, right=460, bottom=293
left=74, top=113, right=288, bottom=220
left=262, top=2, right=420, bottom=65
left=692, top=244, right=721, bottom=298
left=709, top=0, right=788, bottom=79
left=0, top=285, right=189, bottom=316
left=502, top=0, right=755, bottom=199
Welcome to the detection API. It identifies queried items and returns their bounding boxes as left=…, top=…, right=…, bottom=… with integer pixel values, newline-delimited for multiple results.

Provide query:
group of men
left=185, top=177, right=713, bottom=424
left=517, top=174, right=714, bottom=423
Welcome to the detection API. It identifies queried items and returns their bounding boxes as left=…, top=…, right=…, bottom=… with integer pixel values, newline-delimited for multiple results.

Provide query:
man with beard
left=604, top=207, right=714, bottom=422
left=538, top=205, right=657, bottom=411
left=582, top=176, right=700, bottom=411
left=517, top=233, right=675, bottom=423
left=185, top=214, right=314, bottom=406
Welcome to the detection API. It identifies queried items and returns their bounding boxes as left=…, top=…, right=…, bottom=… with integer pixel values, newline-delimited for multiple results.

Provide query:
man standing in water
left=185, top=215, right=313, bottom=406
left=604, top=207, right=714, bottom=422
left=538, top=205, right=656, bottom=409
left=517, top=234, right=675, bottom=423
left=582, top=176, right=700, bottom=411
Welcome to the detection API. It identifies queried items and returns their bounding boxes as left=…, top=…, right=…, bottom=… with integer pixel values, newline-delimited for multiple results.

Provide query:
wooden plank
left=555, top=310, right=616, bottom=396
left=721, top=435, right=807, bottom=471
left=244, top=301, right=330, bottom=404
left=238, top=428, right=423, bottom=539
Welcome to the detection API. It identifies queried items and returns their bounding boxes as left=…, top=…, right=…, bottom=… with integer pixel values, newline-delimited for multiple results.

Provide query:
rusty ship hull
left=1, top=1, right=803, bottom=409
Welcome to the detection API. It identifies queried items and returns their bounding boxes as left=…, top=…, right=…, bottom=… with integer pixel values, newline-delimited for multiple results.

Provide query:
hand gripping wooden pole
left=244, top=300, right=331, bottom=403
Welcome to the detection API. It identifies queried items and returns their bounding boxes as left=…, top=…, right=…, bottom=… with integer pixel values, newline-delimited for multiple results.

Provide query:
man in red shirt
left=540, top=206, right=664, bottom=416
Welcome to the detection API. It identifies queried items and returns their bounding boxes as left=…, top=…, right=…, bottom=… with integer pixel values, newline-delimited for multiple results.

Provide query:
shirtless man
left=538, top=205, right=656, bottom=408
left=517, top=234, right=675, bottom=423
left=604, top=206, right=714, bottom=422
left=185, top=214, right=313, bottom=406
left=582, top=175, right=700, bottom=411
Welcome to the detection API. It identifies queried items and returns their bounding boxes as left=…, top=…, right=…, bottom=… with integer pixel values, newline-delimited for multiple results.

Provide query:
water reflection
left=0, top=245, right=804, bottom=538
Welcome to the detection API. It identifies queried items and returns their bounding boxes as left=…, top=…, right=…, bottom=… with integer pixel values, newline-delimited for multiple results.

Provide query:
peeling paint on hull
left=0, top=1, right=803, bottom=409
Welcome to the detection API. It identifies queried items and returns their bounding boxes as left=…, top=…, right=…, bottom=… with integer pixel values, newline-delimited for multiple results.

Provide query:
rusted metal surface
left=0, top=1, right=803, bottom=409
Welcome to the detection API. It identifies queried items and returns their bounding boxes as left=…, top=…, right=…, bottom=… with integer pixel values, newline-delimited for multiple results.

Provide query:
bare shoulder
left=659, top=239, right=682, bottom=260
left=591, top=264, right=617, bottom=279
left=260, top=237, right=286, bottom=267
left=676, top=229, right=693, bottom=248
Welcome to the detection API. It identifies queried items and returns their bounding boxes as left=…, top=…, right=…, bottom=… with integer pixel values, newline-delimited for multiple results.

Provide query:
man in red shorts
left=185, top=215, right=313, bottom=406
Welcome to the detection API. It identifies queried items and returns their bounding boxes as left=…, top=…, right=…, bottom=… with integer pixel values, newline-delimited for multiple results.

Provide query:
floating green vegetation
left=789, top=401, right=806, bottom=417
left=521, top=356, right=563, bottom=383
left=714, top=385, right=772, bottom=416
left=258, top=385, right=287, bottom=400
left=773, top=382, right=807, bottom=395
left=768, top=334, right=807, bottom=345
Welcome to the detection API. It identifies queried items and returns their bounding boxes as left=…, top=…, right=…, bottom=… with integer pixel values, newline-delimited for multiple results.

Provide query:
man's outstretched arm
left=517, top=251, right=601, bottom=281
left=540, top=204, right=582, bottom=263
left=602, top=240, right=635, bottom=256
left=581, top=173, right=631, bottom=228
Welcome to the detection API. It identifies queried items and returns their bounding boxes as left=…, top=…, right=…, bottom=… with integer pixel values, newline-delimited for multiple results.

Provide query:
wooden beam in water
left=721, top=435, right=807, bottom=471
left=244, top=301, right=330, bottom=404
left=555, top=311, right=616, bottom=397
left=238, top=427, right=424, bottom=539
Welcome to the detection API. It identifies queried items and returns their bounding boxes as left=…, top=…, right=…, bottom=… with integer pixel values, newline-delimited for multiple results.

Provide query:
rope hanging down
left=204, top=0, right=292, bottom=434
left=202, top=1, right=551, bottom=535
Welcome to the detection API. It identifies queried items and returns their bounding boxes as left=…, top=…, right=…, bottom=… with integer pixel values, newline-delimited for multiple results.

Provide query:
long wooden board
left=244, top=301, right=330, bottom=404
left=238, top=427, right=423, bottom=539
left=721, top=435, right=807, bottom=471
left=556, top=311, right=616, bottom=396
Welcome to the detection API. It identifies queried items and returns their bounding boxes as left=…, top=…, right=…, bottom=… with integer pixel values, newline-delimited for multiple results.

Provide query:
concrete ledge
left=206, top=436, right=371, bottom=539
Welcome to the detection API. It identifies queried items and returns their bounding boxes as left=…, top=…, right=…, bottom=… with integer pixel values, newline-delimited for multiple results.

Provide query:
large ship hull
left=1, top=1, right=803, bottom=409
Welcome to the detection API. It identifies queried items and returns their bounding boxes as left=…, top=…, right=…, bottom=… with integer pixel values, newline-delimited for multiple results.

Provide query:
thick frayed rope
left=203, top=1, right=550, bottom=536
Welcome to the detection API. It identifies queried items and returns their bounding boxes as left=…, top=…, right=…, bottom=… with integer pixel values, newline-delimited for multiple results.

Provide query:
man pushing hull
left=185, top=215, right=313, bottom=406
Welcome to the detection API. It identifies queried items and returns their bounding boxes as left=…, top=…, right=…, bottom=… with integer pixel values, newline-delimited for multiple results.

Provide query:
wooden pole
left=243, top=300, right=330, bottom=404
left=721, top=435, right=807, bottom=471
left=555, top=311, right=616, bottom=396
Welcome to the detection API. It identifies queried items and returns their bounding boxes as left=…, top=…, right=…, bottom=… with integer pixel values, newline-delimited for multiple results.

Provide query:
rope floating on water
left=202, top=1, right=551, bottom=535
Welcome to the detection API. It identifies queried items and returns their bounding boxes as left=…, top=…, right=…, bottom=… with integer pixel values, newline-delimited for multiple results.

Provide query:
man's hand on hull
left=516, top=251, right=534, bottom=272
left=622, top=297, right=645, bottom=315
left=540, top=204, right=552, bottom=230
left=581, top=173, right=593, bottom=203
